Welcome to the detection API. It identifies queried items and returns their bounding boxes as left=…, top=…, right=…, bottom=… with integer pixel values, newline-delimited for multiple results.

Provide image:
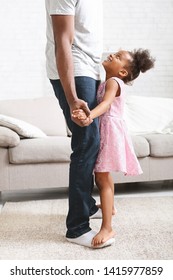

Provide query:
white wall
left=103, top=0, right=173, bottom=98
left=0, top=0, right=51, bottom=100
left=0, top=0, right=173, bottom=100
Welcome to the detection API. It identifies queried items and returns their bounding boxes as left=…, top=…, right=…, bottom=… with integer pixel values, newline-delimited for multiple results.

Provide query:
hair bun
left=134, top=49, right=155, bottom=73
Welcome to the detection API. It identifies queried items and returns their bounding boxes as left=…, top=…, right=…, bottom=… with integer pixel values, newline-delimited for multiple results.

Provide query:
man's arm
left=51, top=15, right=91, bottom=126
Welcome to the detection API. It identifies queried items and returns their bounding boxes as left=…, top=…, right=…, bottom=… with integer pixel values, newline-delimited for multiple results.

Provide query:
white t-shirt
left=45, top=0, right=103, bottom=80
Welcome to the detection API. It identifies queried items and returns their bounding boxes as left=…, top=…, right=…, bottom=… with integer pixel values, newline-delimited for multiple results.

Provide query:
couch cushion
left=144, top=134, right=173, bottom=157
left=0, top=96, right=67, bottom=136
left=0, top=114, right=47, bottom=138
left=124, top=95, right=173, bottom=134
left=0, top=127, right=20, bottom=147
left=131, top=135, right=150, bottom=158
left=9, top=136, right=71, bottom=164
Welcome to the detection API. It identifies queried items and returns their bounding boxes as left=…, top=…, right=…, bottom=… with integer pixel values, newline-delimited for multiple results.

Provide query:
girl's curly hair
left=124, top=49, right=155, bottom=84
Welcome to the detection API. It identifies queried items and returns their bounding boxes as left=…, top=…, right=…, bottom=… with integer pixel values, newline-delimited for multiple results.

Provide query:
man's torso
left=45, top=0, right=103, bottom=80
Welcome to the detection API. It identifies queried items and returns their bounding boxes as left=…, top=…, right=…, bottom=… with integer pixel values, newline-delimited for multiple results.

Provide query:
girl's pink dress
left=94, top=77, right=143, bottom=175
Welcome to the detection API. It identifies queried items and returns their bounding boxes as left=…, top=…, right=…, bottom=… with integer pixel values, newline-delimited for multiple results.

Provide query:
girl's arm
left=90, top=78, right=119, bottom=119
left=72, top=79, right=120, bottom=120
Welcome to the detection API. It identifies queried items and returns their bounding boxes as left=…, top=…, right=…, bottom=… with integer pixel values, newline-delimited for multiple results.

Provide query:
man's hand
left=72, top=109, right=87, bottom=120
left=70, top=99, right=93, bottom=126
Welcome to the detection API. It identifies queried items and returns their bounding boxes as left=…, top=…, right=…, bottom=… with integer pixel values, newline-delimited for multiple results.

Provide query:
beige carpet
left=0, top=196, right=173, bottom=260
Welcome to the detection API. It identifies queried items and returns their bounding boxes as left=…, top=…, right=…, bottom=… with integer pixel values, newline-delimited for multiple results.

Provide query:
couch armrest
left=0, top=126, right=20, bottom=147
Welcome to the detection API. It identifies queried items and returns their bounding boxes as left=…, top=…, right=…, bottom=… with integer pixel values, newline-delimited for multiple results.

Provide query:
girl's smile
left=102, top=50, right=132, bottom=80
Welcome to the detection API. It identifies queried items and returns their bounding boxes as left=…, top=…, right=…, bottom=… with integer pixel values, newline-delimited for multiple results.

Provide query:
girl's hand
left=72, top=109, right=87, bottom=120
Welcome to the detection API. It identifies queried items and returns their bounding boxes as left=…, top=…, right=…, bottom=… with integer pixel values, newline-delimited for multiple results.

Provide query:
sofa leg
left=162, top=180, right=173, bottom=189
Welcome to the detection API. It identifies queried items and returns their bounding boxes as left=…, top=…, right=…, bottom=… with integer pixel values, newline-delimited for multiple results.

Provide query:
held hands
left=72, top=109, right=93, bottom=126
left=70, top=99, right=93, bottom=127
left=72, top=109, right=88, bottom=120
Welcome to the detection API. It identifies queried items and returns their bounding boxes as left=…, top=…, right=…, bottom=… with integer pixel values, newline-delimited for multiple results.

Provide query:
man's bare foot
left=92, top=228, right=115, bottom=247
left=97, top=204, right=117, bottom=216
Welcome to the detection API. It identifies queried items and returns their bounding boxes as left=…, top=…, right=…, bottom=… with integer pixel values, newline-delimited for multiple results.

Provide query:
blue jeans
left=50, top=77, right=100, bottom=238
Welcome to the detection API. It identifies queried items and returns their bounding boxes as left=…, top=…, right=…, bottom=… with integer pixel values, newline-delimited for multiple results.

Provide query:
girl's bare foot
left=92, top=228, right=115, bottom=247
left=97, top=204, right=117, bottom=216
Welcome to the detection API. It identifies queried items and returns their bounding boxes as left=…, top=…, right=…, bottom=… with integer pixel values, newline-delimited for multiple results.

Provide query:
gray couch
left=0, top=96, right=173, bottom=193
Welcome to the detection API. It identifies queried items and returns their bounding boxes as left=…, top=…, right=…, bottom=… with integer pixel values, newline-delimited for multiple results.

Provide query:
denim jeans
left=50, top=77, right=100, bottom=238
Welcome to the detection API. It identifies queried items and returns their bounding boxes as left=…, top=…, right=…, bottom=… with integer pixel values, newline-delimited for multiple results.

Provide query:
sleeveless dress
left=94, top=77, right=143, bottom=176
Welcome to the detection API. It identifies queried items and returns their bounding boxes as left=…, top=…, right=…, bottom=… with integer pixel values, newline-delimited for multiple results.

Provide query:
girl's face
left=102, top=50, right=132, bottom=79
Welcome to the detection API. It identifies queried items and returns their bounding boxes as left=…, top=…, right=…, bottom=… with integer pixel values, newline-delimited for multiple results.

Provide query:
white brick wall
left=103, top=0, right=173, bottom=97
left=0, top=0, right=172, bottom=100
left=0, top=0, right=52, bottom=100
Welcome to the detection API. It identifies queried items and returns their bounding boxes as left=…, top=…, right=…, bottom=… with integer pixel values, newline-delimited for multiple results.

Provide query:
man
left=45, top=0, right=114, bottom=248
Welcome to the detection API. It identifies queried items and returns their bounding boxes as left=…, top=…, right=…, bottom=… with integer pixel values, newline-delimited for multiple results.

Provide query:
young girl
left=72, top=49, right=155, bottom=247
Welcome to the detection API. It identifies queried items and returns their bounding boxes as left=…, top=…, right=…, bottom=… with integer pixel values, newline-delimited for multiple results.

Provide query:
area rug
left=0, top=196, right=173, bottom=260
